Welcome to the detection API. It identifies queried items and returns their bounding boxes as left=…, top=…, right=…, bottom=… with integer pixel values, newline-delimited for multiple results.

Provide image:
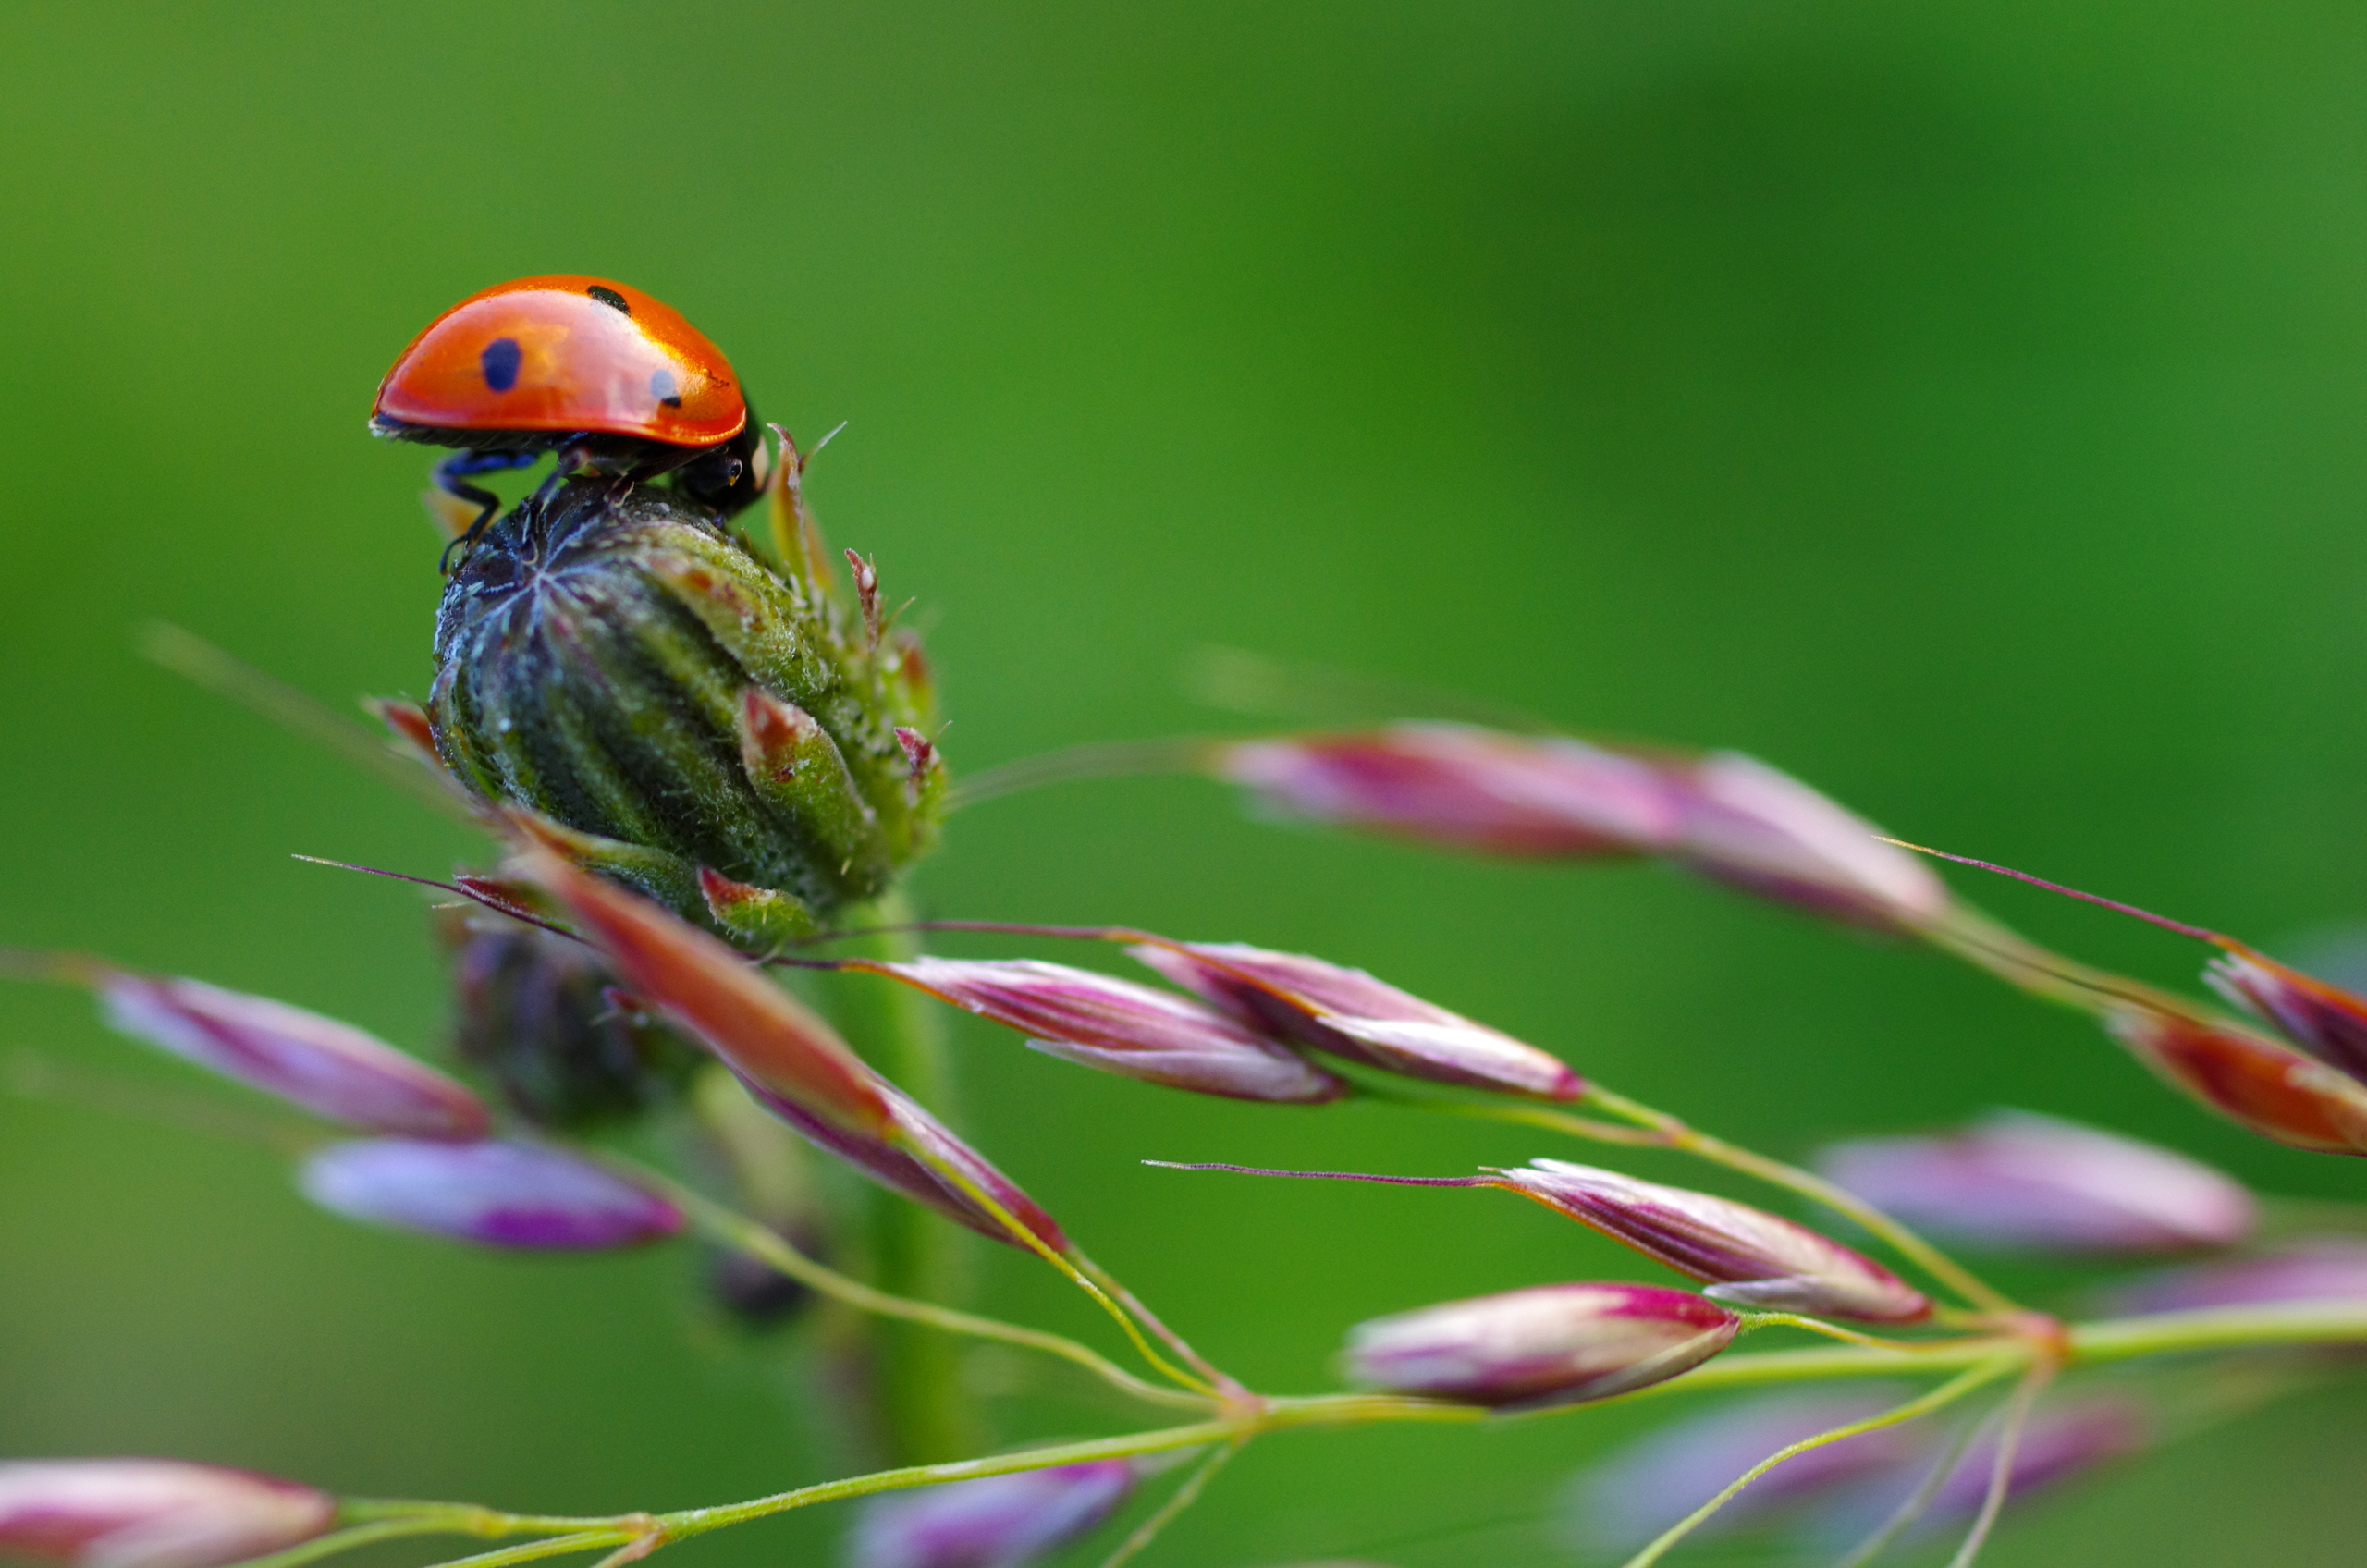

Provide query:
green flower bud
left=429, top=472, right=940, bottom=940
left=441, top=913, right=699, bottom=1129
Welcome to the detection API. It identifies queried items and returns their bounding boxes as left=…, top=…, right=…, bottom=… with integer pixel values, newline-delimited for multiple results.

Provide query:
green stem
left=613, top=1159, right=1214, bottom=1411
left=829, top=889, right=979, bottom=1464
left=295, top=1301, right=2367, bottom=1568
left=1615, top=1357, right=2022, bottom=1568
left=1098, top=1438, right=1244, bottom=1568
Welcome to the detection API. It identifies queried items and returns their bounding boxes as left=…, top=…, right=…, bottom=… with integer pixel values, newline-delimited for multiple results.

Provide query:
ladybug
left=370, top=275, right=765, bottom=545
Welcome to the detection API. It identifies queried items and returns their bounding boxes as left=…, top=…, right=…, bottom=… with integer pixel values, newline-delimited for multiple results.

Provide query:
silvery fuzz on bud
left=1213, top=724, right=1683, bottom=858
left=8, top=952, right=488, bottom=1140
left=441, top=914, right=698, bottom=1129
left=1563, top=1388, right=1921, bottom=1554
left=857, top=955, right=1346, bottom=1103
left=1130, top=939, right=1583, bottom=1100
left=2204, top=946, right=2367, bottom=1083
left=2102, top=1000, right=2367, bottom=1155
left=0, top=1460, right=334, bottom=1568
left=297, top=1137, right=685, bottom=1250
left=431, top=472, right=938, bottom=945
left=521, top=841, right=1068, bottom=1251
left=1342, top=1282, right=1739, bottom=1409
left=1816, top=1109, right=2256, bottom=1255
left=1492, top=1159, right=1932, bottom=1322
left=845, top=1459, right=1135, bottom=1568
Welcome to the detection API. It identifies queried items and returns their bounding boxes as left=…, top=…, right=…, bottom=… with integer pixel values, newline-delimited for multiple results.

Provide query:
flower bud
left=431, top=476, right=936, bottom=941
left=2105, top=1236, right=2367, bottom=1316
left=0, top=1460, right=335, bottom=1568
left=2204, top=946, right=2367, bottom=1083
left=1127, top=941, right=1582, bottom=1101
left=43, top=958, right=488, bottom=1140
left=1212, top=725, right=1683, bottom=858
left=2103, top=1001, right=2367, bottom=1155
left=1563, top=1388, right=1921, bottom=1553
left=1492, top=1160, right=1932, bottom=1322
left=516, top=839, right=1067, bottom=1251
left=1343, top=1282, right=1739, bottom=1408
left=845, top=1460, right=1135, bottom=1568
left=853, top=956, right=1346, bottom=1103
left=441, top=915, right=698, bottom=1129
left=1664, top=753, right=1948, bottom=932
left=1815, top=1110, right=2256, bottom=1255
left=297, top=1137, right=684, bottom=1250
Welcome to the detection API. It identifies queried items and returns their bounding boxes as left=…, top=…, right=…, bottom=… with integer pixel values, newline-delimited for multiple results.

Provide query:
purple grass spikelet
left=851, top=955, right=1346, bottom=1103
left=297, top=1137, right=685, bottom=1249
left=1128, top=940, right=1582, bottom=1100
left=845, top=1459, right=1135, bottom=1568
left=1343, top=1282, right=1740, bottom=1408
left=1492, top=1159, right=1933, bottom=1323
left=0, top=1461, right=335, bottom=1568
left=1816, top=1110, right=2256, bottom=1255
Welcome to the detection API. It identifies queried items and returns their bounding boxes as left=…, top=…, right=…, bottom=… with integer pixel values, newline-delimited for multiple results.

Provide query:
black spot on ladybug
left=480, top=337, right=523, bottom=392
left=650, top=368, right=682, bottom=408
left=587, top=285, right=632, bottom=314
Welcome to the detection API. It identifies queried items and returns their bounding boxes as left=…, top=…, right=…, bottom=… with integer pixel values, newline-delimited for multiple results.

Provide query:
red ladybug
left=371, top=276, right=764, bottom=541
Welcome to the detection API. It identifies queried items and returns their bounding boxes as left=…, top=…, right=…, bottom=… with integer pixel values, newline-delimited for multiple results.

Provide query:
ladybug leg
left=433, top=448, right=539, bottom=572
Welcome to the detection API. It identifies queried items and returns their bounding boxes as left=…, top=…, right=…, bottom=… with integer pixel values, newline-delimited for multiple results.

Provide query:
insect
left=371, top=276, right=765, bottom=549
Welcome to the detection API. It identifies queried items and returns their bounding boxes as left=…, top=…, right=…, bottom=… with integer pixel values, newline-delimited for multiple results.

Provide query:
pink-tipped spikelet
left=1493, top=1160, right=1932, bottom=1323
left=76, top=963, right=487, bottom=1140
left=0, top=1461, right=335, bottom=1568
left=857, top=956, right=1347, bottom=1103
left=2103, top=1002, right=2367, bottom=1156
left=1343, top=1282, right=1739, bottom=1408
left=297, top=1138, right=685, bottom=1249
left=2204, top=946, right=2367, bottom=1084
left=1663, top=753, right=1949, bottom=933
left=1816, top=1110, right=2256, bottom=1255
left=1213, top=724, right=1683, bottom=858
left=1130, top=940, right=1583, bottom=1100
left=845, top=1460, right=1134, bottom=1568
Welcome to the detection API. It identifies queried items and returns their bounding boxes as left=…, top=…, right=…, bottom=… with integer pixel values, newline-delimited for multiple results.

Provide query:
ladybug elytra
left=371, top=275, right=765, bottom=545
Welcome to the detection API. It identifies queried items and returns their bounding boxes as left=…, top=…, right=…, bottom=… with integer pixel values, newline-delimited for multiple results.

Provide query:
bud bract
left=297, top=1137, right=684, bottom=1250
left=845, top=1460, right=1135, bottom=1568
left=2103, top=1002, right=2367, bottom=1156
left=431, top=477, right=938, bottom=941
left=2204, top=946, right=2367, bottom=1083
left=1129, top=941, right=1582, bottom=1101
left=1665, top=753, right=1949, bottom=932
left=1213, top=725, right=1683, bottom=858
left=1492, top=1160, right=1932, bottom=1322
left=1816, top=1110, right=2256, bottom=1255
left=86, top=964, right=486, bottom=1140
left=443, top=917, right=698, bottom=1128
left=2106, top=1236, right=2367, bottom=1316
left=858, top=956, right=1346, bottom=1103
left=1563, top=1388, right=1921, bottom=1554
left=0, top=1460, right=333, bottom=1568
left=1343, top=1282, right=1739, bottom=1408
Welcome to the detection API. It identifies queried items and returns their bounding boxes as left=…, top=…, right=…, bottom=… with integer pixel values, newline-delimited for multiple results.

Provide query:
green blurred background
left=4, top=2, right=2365, bottom=1562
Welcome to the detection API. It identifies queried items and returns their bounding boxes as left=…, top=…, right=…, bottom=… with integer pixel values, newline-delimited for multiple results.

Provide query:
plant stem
left=293, top=1301, right=2367, bottom=1568
left=1615, top=1357, right=2022, bottom=1568
left=1098, top=1438, right=1244, bottom=1568
left=828, top=889, right=979, bottom=1464
left=614, top=1160, right=1214, bottom=1410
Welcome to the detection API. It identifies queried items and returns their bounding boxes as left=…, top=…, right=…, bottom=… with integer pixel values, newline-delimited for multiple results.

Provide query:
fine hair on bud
left=432, top=477, right=938, bottom=942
